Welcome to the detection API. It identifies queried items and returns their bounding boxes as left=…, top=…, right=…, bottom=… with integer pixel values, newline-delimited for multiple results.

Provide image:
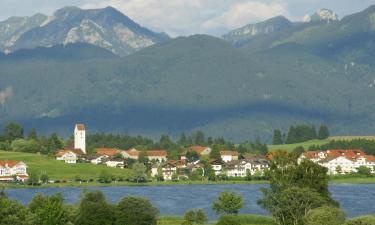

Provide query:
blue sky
left=1, top=0, right=375, bottom=36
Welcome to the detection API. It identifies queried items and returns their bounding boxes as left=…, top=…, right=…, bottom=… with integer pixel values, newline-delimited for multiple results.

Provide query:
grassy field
left=0, top=150, right=129, bottom=180
left=157, top=215, right=275, bottom=225
left=268, top=136, right=375, bottom=152
left=268, top=139, right=329, bottom=152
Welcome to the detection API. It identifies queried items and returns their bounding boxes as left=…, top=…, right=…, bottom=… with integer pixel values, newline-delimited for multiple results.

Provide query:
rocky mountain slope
left=0, top=6, right=168, bottom=56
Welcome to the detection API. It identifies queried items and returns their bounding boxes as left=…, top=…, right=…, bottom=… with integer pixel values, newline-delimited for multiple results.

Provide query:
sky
left=1, top=0, right=375, bottom=36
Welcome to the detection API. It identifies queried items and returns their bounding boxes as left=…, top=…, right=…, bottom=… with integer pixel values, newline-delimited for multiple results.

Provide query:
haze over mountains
left=1, top=5, right=375, bottom=141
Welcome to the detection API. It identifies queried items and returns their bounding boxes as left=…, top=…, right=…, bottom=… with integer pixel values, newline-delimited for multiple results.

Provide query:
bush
left=183, top=209, right=207, bottom=225
left=115, top=196, right=159, bottom=225
left=217, top=214, right=275, bottom=225
left=304, top=206, right=346, bottom=225
left=344, top=215, right=375, bottom=225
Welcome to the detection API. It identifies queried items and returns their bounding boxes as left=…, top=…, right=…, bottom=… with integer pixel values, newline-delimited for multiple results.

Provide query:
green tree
left=210, top=145, right=221, bottom=159
left=29, top=193, right=68, bottom=225
left=98, top=170, right=112, bottom=183
left=10, top=139, right=40, bottom=153
left=27, top=128, right=38, bottom=140
left=183, top=209, right=207, bottom=225
left=130, top=162, right=147, bottom=183
left=272, top=129, right=283, bottom=145
left=257, top=152, right=337, bottom=225
left=357, top=166, right=371, bottom=177
left=259, top=187, right=327, bottom=225
left=3, top=122, right=23, bottom=142
left=115, top=196, right=159, bottom=225
left=212, top=191, right=243, bottom=215
left=304, top=206, right=346, bottom=225
left=75, top=191, right=114, bottom=225
left=292, top=146, right=305, bottom=156
left=40, top=173, right=49, bottom=184
left=318, top=124, right=330, bottom=139
left=192, top=131, right=205, bottom=145
left=0, top=193, right=34, bottom=225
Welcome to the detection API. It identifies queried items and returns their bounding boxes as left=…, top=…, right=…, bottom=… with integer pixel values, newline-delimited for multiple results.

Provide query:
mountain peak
left=222, top=15, right=292, bottom=45
left=304, top=8, right=339, bottom=23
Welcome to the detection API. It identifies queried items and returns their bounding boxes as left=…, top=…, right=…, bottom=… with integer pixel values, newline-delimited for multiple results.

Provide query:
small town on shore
left=1, top=123, right=375, bottom=184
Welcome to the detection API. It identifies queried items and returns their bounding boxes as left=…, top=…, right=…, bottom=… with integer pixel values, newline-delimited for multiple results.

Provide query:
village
left=1, top=123, right=375, bottom=183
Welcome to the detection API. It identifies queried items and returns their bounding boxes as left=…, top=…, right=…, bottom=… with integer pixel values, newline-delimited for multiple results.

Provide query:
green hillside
left=0, top=150, right=129, bottom=180
left=268, top=139, right=330, bottom=152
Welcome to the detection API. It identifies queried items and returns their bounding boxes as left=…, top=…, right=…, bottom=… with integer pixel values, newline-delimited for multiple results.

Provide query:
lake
left=5, top=184, right=375, bottom=219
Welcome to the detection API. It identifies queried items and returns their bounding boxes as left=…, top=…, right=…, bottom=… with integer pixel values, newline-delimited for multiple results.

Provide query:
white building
left=105, top=160, right=124, bottom=168
left=151, top=162, right=178, bottom=181
left=146, top=151, right=168, bottom=162
left=74, top=124, right=86, bottom=154
left=55, top=149, right=84, bottom=164
left=0, top=160, right=28, bottom=181
left=225, top=159, right=269, bottom=177
left=300, top=149, right=375, bottom=175
left=210, top=159, right=225, bottom=175
left=220, top=151, right=239, bottom=162
left=122, top=148, right=140, bottom=160
left=89, top=155, right=109, bottom=164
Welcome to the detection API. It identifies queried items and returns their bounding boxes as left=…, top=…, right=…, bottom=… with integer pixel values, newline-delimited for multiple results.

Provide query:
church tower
left=74, top=124, right=86, bottom=154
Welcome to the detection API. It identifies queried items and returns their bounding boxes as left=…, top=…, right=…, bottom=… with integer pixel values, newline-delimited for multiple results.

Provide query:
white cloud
left=82, top=0, right=291, bottom=36
left=202, top=1, right=290, bottom=31
left=0, top=86, right=13, bottom=106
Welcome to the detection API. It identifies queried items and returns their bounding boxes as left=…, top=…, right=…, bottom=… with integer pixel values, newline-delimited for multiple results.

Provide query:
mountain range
left=1, top=5, right=375, bottom=142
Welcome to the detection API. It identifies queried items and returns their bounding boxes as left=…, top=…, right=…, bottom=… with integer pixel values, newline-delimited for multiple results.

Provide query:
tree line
left=273, top=123, right=329, bottom=145
left=0, top=122, right=269, bottom=157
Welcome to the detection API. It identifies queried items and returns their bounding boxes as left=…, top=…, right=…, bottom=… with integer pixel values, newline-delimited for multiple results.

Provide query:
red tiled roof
left=365, top=155, right=375, bottom=162
left=189, top=146, right=210, bottom=154
left=0, top=160, right=23, bottom=167
left=96, top=148, right=121, bottom=156
left=55, top=148, right=84, bottom=157
left=125, top=148, right=139, bottom=156
left=326, top=149, right=365, bottom=158
left=146, top=150, right=168, bottom=157
left=75, top=124, right=85, bottom=131
left=220, top=151, right=239, bottom=156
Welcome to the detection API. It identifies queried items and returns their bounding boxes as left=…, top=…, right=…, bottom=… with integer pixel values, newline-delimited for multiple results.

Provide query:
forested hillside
left=1, top=5, right=375, bottom=141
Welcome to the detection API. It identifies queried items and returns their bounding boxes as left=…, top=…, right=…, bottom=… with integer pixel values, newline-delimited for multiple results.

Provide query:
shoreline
left=2, top=177, right=375, bottom=189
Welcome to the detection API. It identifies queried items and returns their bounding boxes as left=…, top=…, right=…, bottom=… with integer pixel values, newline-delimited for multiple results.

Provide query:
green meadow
left=0, top=150, right=129, bottom=180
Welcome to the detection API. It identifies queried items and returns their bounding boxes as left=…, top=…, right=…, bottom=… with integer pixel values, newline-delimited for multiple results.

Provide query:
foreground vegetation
left=2, top=151, right=375, bottom=225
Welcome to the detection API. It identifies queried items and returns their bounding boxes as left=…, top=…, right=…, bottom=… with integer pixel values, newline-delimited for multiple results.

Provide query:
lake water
left=5, top=184, right=375, bottom=219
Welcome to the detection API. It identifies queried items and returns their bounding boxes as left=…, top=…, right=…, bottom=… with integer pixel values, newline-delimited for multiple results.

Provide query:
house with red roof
left=189, top=146, right=212, bottom=156
left=95, top=148, right=122, bottom=157
left=122, top=148, right=140, bottom=160
left=146, top=150, right=168, bottom=162
left=299, top=149, right=375, bottom=175
left=220, top=150, right=239, bottom=162
left=0, top=160, right=28, bottom=181
left=55, top=148, right=84, bottom=164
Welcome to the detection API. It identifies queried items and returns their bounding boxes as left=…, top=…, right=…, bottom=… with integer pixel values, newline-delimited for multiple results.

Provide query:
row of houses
left=299, top=149, right=375, bottom=175
left=151, top=154, right=269, bottom=181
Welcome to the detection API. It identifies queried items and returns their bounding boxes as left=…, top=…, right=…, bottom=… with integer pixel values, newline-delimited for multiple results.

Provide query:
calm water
left=5, top=184, right=375, bottom=219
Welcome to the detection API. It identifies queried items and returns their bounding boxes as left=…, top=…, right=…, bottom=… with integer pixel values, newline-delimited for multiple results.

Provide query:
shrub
left=344, top=215, right=375, bottom=225
left=115, top=196, right=159, bottom=225
left=304, top=206, right=346, bottom=225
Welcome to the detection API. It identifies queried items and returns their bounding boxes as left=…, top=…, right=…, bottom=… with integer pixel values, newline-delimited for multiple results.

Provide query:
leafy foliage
left=212, top=191, right=244, bottom=215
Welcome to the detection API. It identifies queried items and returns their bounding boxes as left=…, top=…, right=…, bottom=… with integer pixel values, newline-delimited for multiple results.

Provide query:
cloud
left=82, top=0, right=291, bottom=36
left=0, top=86, right=13, bottom=106
left=202, top=1, right=290, bottom=32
